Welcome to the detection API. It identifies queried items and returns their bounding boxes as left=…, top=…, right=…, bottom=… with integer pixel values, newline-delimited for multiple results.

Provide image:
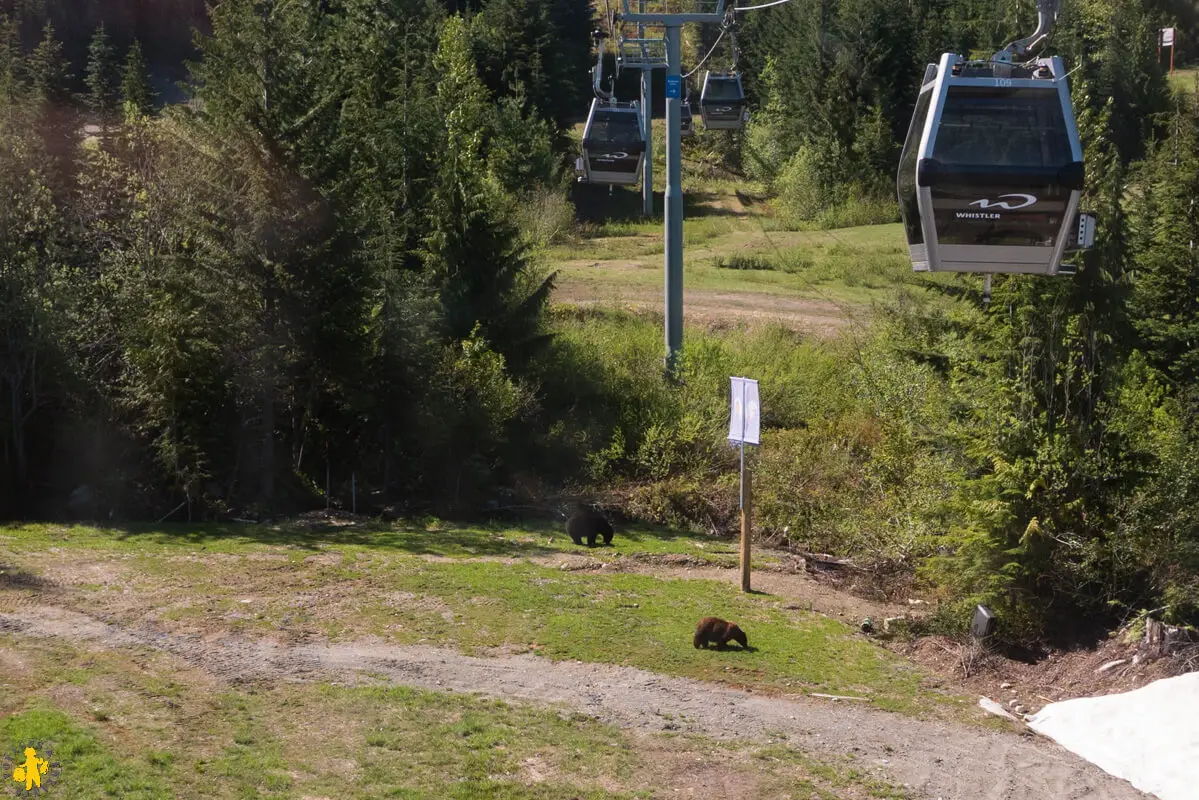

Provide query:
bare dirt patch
left=902, top=633, right=1194, bottom=719
left=0, top=603, right=1150, bottom=799
left=552, top=282, right=855, bottom=337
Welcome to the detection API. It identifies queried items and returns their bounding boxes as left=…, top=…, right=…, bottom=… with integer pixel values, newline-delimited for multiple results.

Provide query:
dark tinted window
left=703, top=77, right=743, bottom=102
left=588, top=110, right=643, bottom=145
left=931, top=86, right=1073, bottom=168
left=898, top=85, right=934, bottom=247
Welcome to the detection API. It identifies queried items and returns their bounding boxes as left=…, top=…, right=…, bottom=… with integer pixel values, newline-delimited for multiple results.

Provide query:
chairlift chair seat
left=580, top=98, right=647, bottom=186
left=896, top=53, right=1087, bottom=275
left=699, top=71, right=747, bottom=130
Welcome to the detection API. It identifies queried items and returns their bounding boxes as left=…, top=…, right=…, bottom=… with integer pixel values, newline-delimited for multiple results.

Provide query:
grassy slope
left=1, top=521, right=968, bottom=720
left=545, top=185, right=914, bottom=310
left=552, top=120, right=919, bottom=312
left=0, top=639, right=909, bottom=799
left=545, top=212, right=912, bottom=308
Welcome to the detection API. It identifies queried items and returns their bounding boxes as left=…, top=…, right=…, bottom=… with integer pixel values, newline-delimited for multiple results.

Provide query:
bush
left=515, top=184, right=575, bottom=248
left=529, top=308, right=959, bottom=566
left=714, top=254, right=776, bottom=271
left=816, top=192, right=900, bottom=229
left=773, top=145, right=840, bottom=223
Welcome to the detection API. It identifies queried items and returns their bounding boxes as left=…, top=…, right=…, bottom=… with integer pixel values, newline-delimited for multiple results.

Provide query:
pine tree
left=27, top=20, right=70, bottom=108
left=25, top=21, right=74, bottom=200
left=423, top=15, right=554, bottom=360
left=85, top=24, right=118, bottom=121
left=0, top=14, right=21, bottom=103
left=120, top=39, right=155, bottom=118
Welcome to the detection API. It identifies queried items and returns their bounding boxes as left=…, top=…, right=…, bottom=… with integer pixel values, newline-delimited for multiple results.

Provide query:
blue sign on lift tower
left=665, top=74, right=681, bottom=98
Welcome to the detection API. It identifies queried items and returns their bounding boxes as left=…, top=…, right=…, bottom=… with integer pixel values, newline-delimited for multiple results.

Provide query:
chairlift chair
left=896, top=53, right=1095, bottom=277
left=698, top=70, right=747, bottom=130
left=579, top=97, right=647, bottom=186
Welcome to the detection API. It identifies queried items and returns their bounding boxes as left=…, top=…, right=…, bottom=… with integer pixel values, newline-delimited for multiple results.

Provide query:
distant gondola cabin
left=580, top=98, right=647, bottom=186
left=699, top=71, right=747, bottom=130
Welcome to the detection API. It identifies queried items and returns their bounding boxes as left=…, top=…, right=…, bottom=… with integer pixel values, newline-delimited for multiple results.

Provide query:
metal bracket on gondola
left=591, top=27, right=614, bottom=100
left=995, top=0, right=1061, bottom=63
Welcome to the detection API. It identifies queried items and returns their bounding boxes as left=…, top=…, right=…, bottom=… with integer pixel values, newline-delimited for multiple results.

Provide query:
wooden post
left=740, top=461, right=752, bottom=592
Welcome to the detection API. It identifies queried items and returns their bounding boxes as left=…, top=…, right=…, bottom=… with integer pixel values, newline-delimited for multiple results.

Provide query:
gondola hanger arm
left=994, top=0, right=1061, bottom=62
left=591, top=27, right=614, bottom=101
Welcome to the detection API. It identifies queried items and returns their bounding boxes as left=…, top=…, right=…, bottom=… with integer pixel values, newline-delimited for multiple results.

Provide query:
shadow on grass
left=49, top=515, right=716, bottom=560
left=0, top=562, right=53, bottom=590
left=570, top=183, right=746, bottom=226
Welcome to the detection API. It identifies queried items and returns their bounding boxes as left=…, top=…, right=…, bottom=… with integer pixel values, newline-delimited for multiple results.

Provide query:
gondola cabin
left=699, top=71, right=747, bottom=130
left=580, top=98, right=646, bottom=186
left=680, top=101, right=694, bottom=137
left=897, top=53, right=1093, bottom=275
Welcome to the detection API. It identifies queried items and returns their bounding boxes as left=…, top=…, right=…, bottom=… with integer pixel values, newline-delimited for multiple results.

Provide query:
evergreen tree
left=26, top=20, right=69, bottom=107
left=471, top=0, right=592, bottom=131
left=25, top=21, right=75, bottom=200
left=120, top=39, right=155, bottom=118
left=0, top=14, right=21, bottom=102
left=423, top=15, right=554, bottom=360
left=85, top=23, right=118, bottom=121
left=1126, top=99, right=1199, bottom=386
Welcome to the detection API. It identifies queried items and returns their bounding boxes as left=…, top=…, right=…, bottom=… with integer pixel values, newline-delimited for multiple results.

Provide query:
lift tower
left=619, top=1, right=728, bottom=376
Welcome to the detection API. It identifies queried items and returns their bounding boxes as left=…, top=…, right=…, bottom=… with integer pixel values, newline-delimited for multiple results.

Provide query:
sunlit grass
left=1168, top=66, right=1198, bottom=94
left=1, top=520, right=968, bottom=720
left=0, top=637, right=914, bottom=798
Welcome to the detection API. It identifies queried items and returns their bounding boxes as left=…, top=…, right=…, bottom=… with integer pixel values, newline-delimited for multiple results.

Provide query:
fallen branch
left=809, top=693, right=871, bottom=702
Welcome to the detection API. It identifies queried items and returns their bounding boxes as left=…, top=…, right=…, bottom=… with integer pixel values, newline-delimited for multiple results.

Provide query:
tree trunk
left=260, top=289, right=277, bottom=506
left=260, top=383, right=275, bottom=504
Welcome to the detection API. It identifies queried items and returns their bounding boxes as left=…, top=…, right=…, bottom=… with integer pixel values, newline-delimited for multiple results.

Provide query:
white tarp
left=1026, top=671, right=1199, bottom=800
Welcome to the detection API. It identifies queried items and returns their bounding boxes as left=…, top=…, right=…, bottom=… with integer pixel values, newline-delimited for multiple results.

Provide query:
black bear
left=565, top=505, right=614, bottom=547
left=693, top=616, right=748, bottom=649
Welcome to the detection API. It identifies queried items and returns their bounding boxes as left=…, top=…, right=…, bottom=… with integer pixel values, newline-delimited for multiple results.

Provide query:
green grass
left=543, top=215, right=916, bottom=309
left=1, top=707, right=172, bottom=798
left=1, top=521, right=965, bottom=720
left=0, top=638, right=912, bottom=799
left=337, top=560, right=945, bottom=714
left=1168, top=67, right=1199, bottom=93
left=0, top=518, right=760, bottom=565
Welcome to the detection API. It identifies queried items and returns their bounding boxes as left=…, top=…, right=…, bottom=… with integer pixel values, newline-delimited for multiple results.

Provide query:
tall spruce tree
left=120, top=39, right=155, bottom=118
left=84, top=23, right=118, bottom=122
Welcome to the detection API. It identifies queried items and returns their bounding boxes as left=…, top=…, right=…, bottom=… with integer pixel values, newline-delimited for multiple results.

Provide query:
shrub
left=515, top=184, right=576, bottom=248
left=714, top=254, right=776, bottom=271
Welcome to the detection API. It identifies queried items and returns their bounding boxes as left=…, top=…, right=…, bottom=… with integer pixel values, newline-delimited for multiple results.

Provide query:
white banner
left=1161, top=26, right=1175, bottom=46
left=728, top=377, right=760, bottom=445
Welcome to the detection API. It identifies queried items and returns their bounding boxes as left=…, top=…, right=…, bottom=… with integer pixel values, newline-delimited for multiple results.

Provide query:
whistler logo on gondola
left=969, top=193, right=1037, bottom=210
left=956, top=211, right=1001, bottom=219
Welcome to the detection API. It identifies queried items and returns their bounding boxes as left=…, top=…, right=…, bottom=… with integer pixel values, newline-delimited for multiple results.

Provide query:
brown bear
left=565, top=506, right=614, bottom=547
left=693, top=616, right=748, bottom=649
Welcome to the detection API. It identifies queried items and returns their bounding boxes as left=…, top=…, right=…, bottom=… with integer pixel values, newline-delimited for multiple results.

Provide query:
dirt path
left=552, top=281, right=857, bottom=336
left=0, top=603, right=1147, bottom=800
